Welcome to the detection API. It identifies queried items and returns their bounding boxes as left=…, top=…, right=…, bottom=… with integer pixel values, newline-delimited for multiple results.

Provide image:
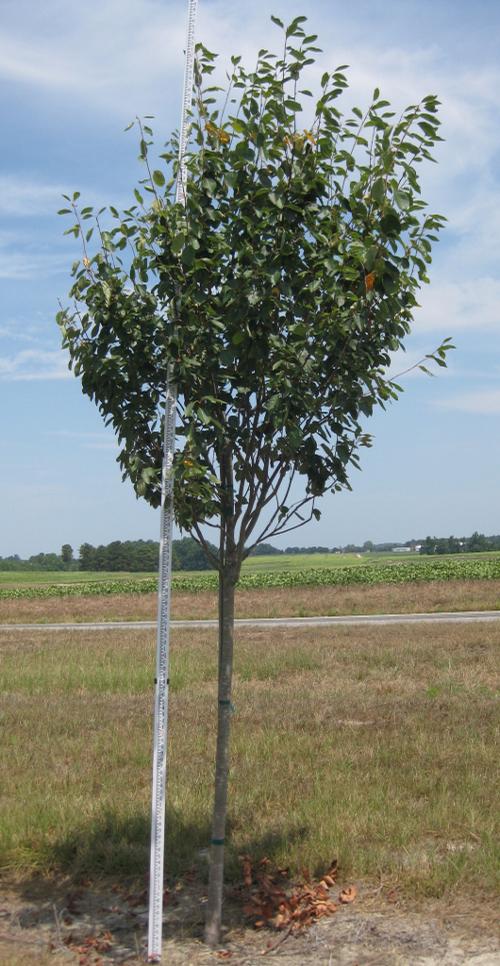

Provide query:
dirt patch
left=0, top=879, right=498, bottom=965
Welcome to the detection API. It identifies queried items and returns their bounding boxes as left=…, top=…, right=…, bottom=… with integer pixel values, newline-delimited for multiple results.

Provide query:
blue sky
left=1, top=0, right=499, bottom=557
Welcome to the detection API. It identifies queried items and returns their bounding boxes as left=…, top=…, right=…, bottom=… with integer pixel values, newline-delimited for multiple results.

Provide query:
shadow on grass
left=40, top=807, right=309, bottom=884
left=6, top=808, right=310, bottom=947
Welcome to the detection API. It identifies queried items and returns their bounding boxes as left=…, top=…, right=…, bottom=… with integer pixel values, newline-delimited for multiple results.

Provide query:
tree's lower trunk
left=204, top=563, right=236, bottom=947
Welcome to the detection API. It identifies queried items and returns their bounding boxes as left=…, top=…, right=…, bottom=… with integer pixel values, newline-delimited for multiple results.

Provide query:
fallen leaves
left=339, top=885, right=358, bottom=904
left=62, top=929, right=113, bottom=965
left=238, top=855, right=357, bottom=937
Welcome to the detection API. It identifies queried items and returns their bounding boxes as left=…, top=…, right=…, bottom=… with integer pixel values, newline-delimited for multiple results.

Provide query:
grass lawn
left=1, top=621, right=498, bottom=903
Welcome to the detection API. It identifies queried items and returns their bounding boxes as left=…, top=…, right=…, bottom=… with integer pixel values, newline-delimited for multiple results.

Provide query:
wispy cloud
left=0, top=322, right=43, bottom=344
left=46, top=429, right=119, bottom=450
left=0, top=176, right=70, bottom=217
left=82, top=441, right=119, bottom=451
left=435, top=389, right=500, bottom=414
left=0, top=229, right=69, bottom=280
left=0, top=0, right=185, bottom=112
left=0, top=348, right=71, bottom=381
left=0, top=175, right=125, bottom=219
left=47, top=430, right=110, bottom=439
left=0, top=251, right=68, bottom=280
left=416, top=277, right=500, bottom=334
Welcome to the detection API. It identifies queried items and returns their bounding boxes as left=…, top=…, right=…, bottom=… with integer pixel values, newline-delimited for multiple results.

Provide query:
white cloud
left=0, top=323, right=42, bottom=344
left=0, top=175, right=126, bottom=219
left=415, top=277, right=500, bottom=333
left=0, top=176, right=65, bottom=217
left=0, top=348, right=71, bottom=381
left=0, top=250, right=68, bottom=280
left=0, top=229, right=69, bottom=280
left=82, top=441, right=119, bottom=451
left=435, top=389, right=500, bottom=414
left=46, top=430, right=119, bottom=450
left=47, top=430, right=110, bottom=439
left=0, top=0, right=186, bottom=112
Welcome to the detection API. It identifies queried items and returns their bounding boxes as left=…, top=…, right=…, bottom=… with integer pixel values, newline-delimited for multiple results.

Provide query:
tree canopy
left=58, top=15, right=450, bottom=566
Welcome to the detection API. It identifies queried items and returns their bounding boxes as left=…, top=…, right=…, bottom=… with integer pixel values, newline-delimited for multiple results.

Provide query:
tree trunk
left=204, top=561, right=237, bottom=946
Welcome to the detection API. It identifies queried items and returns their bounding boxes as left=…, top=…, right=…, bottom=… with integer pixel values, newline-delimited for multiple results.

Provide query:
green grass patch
left=1, top=623, right=498, bottom=900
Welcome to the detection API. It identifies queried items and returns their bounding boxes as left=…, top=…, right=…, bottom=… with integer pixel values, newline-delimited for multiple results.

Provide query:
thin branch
left=191, top=522, right=220, bottom=569
left=246, top=495, right=316, bottom=554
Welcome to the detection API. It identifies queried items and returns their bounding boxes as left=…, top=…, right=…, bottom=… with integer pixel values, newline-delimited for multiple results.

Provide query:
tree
left=78, top=542, right=97, bottom=571
left=249, top=542, right=282, bottom=556
left=174, top=535, right=217, bottom=570
left=61, top=543, right=73, bottom=567
left=58, top=15, right=451, bottom=945
left=30, top=552, right=65, bottom=571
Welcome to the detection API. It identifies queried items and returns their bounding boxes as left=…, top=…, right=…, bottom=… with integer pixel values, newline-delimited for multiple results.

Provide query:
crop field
left=0, top=570, right=152, bottom=586
left=2, top=553, right=500, bottom=602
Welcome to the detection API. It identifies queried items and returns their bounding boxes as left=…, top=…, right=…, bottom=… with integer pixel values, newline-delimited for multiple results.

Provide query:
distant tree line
left=0, top=538, right=217, bottom=572
left=0, top=545, right=75, bottom=572
left=78, top=537, right=216, bottom=571
left=2, top=532, right=499, bottom=571
left=419, top=533, right=500, bottom=554
left=249, top=544, right=335, bottom=555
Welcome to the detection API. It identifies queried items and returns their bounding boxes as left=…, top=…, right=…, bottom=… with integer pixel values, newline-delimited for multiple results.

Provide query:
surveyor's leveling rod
left=147, top=1, right=198, bottom=961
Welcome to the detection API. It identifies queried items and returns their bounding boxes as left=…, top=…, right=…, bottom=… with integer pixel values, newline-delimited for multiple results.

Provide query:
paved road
left=1, top=610, right=500, bottom=632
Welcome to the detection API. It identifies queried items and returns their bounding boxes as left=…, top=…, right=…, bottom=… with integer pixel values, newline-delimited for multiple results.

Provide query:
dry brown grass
left=1, top=621, right=498, bottom=907
left=1, top=578, right=499, bottom=624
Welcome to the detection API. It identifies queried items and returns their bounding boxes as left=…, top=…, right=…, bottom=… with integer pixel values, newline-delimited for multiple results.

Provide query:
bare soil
left=1, top=578, right=499, bottom=624
left=0, top=878, right=499, bottom=965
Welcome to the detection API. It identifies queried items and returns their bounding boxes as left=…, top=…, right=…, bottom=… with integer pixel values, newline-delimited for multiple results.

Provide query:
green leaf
left=270, top=15, right=284, bottom=27
left=171, top=234, right=185, bottom=254
left=380, top=210, right=402, bottom=236
left=269, top=192, right=283, bottom=209
left=371, top=178, right=385, bottom=203
left=284, top=99, right=303, bottom=112
left=394, top=188, right=410, bottom=210
left=152, top=170, right=165, bottom=187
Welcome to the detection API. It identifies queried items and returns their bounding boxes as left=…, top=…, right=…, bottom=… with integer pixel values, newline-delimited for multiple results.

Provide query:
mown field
left=1, top=621, right=499, bottom=899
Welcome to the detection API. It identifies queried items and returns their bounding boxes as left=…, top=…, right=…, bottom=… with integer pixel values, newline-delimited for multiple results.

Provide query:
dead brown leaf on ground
left=239, top=857, right=342, bottom=935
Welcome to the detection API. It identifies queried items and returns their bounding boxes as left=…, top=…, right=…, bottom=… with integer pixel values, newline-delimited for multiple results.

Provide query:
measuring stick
left=147, top=1, right=198, bottom=961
